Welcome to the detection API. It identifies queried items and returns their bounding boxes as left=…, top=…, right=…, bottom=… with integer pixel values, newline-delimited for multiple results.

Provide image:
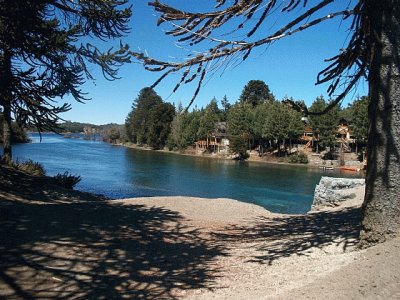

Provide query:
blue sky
left=61, top=0, right=367, bottom=125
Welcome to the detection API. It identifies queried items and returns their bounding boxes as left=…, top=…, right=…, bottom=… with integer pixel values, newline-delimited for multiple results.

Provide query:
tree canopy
left=125, top=87, right=175, bottom=149
left=0, top=0, right=131, bottom=163
left=239, top=80, right=274, bottom=107
left=343, top=96, right=369, bottom=144
left=309, top=96, right=340, bottom=151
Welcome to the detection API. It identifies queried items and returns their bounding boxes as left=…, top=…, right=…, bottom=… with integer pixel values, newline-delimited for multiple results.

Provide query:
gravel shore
left=1, top=166, right=399, bottom=299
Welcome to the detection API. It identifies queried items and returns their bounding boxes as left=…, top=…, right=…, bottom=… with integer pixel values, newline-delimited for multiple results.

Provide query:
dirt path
left=1, top=166, right=399, bottom=299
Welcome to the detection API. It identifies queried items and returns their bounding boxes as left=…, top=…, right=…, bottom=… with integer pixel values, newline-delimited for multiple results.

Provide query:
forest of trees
left=125, top=80, right=369, bottom=161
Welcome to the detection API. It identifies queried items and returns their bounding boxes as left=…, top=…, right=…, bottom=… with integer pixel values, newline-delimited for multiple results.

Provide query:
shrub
left=53, top=171, right=81, bottom=189
left=16, top=159, right=46, bottom=176
left=288, top=152, right=309, bottom=164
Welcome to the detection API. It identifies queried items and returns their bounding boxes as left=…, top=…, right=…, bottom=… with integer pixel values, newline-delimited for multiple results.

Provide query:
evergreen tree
left=220, top=95, right=231, bottom=121
left=0, top=0, right=131, bottom=163
left=169, top=110, right=202, bottom=150
left=227, top=102, right=254, bottom=156
left=253, top=101, right=273, bottom=151
left=263, top=102, right=293, bottom=154
left=197, top=98, right=220, bottom=140
left=107, top=127, right=121, bottom=144
left=147, top=102, right=175, bottom=149
left=125, top=88, right=163, bottom=144
left=169, top=112, right=184, bottom=150
left=286, top=101, right=305, bottom=150
left=309, top=96, right=340, bottom=153
left=239, top=80, right=274, bottom=107
left=350, top=96, right=369, bottom=146
left=181, top=110, right=201, bottom=147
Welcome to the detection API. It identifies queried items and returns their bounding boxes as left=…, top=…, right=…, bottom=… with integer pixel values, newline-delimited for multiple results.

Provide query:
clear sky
left=61, top=0, right=367, bottom=125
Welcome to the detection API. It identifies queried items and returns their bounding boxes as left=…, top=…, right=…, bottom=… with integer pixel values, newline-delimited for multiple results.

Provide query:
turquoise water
left=11, top=133, right=363, bottom=214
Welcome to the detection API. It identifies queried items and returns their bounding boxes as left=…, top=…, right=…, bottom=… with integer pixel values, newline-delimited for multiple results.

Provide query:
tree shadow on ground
left=0, top=200, right=227, bottom=299
left=213, top=207, right=361, bottom=265
left=0, top=165, right=105, bottom=203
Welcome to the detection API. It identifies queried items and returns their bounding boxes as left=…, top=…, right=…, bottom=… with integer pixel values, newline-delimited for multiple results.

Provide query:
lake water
left=11, top=133, right=363, bottom=214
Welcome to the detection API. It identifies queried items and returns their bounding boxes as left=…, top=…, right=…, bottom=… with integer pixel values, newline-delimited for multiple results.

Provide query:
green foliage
left=168, top=113, right=185, bottom=150
left=169, top=107, right=207, bottom=150
left=53, top=172, right=81, bottom=190
left=125, top=87, right=163, bottom=144
left=309, top=96, right=340, bottom=150
left=348, top=96, right=369, bottom=143
left=10, top=123, right=29, bottom=143
left=264, top=102, right=291, bottom=142
left=103, top=127, right=122, bottom=144
left=147, top=102, right=175, bottom=149
left=254, top=101, right=303, bottom=153
left=15, top=160, right=46, bottom=177
left=239, top=80, right=274, bottom=107
left=227, top=102, right=254, bottom=137
left=229, top=136, right=249, bottom=160
left=253, top=101, right=270, bottom=140
left=181, top=110, right=202, bottom=147
left=197, top=98, right=221, bottom=139
left=108, top=128, right=121, bottom=141
left=59, top=122, right=99, bottom=134
left=288, top=152, right=309, bottom=164
left=227, top=103, right=255, bottom=158
left=126, top=88, right=175, bottom=149
left=168, top=98, right=223, bottom=150
left=220, top=95, right=231, bottom=121
left=286, top=99, right=305, bottom=141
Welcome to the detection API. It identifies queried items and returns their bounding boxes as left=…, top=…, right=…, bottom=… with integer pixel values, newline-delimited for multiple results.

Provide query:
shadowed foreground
left=0, top=201, right=226, bottom=299
left=1, top=166, right=399, bottom=299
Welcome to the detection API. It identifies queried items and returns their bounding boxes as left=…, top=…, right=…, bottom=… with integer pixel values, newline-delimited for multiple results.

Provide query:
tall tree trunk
left=2, top=100, right=12, bottom=164
left=360, top=0, right=400, bottom=247
left=0, top=49, right=13, bottom=165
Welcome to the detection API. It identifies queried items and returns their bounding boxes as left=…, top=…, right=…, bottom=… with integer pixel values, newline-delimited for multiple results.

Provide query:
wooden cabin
left=300, top=117, right=359, bottom=152
left=300, top=126, right=317, bottom=149
left=336, top=118, right=356, bottom=152
left=195, top=122, right=229, bottom=153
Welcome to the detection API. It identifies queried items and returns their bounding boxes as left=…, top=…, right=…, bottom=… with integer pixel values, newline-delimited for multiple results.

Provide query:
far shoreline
left=118, top=141, right=365, bottom=175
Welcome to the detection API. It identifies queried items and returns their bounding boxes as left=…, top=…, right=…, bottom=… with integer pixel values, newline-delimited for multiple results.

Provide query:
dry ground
left=0, top=165, right=399, bottom=299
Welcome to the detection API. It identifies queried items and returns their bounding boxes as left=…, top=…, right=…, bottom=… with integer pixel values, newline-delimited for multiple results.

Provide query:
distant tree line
left=56, top=121, right=127, bottom=144
left=125, top=80, right=369, bottom=159
left=58, top=122, right=99, bottom=134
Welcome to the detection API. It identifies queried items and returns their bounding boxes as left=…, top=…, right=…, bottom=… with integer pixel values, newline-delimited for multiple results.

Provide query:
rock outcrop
left=311, top=177, right=365, bottom=211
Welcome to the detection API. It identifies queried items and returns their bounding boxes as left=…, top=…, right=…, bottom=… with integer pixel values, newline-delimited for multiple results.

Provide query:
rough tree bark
left=360, top=0, right=400, bottom=247
left=0, top=49, right=13, bottom=165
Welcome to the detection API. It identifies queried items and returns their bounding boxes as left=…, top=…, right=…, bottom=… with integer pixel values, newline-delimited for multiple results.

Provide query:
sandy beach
left=1, top=165, right=399, bottom=299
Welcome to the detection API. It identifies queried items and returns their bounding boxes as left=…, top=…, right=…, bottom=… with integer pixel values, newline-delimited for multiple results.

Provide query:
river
left=11, top=133, right=363, bottom=214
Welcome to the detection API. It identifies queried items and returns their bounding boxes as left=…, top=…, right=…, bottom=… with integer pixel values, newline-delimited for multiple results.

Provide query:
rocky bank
left=312, top=176, right=366, bottom=211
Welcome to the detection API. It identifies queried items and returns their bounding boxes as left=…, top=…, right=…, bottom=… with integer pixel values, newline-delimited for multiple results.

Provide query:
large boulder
left=311, top=177, right=365, bottom=211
